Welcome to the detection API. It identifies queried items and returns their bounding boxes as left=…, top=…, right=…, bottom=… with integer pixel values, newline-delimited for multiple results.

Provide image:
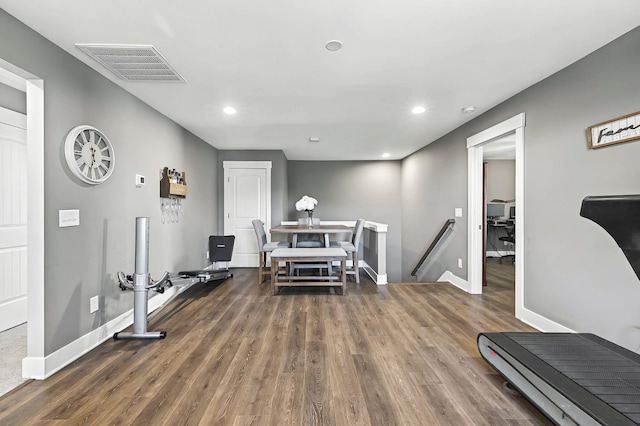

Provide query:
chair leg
left=353, top=250, right=360, bottom=284
left=258, top=251, right=266, bottom=283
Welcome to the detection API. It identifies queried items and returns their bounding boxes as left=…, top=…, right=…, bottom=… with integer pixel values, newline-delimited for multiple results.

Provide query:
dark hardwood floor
left=0, top=262, right=550, bottom=425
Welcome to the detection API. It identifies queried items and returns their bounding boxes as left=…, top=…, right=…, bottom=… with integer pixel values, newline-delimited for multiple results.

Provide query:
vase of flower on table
left=295, top=195, right=318, bottom=228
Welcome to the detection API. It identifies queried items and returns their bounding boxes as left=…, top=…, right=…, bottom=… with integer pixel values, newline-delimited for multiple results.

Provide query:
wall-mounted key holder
left=159, top=167, right=187, bottom=198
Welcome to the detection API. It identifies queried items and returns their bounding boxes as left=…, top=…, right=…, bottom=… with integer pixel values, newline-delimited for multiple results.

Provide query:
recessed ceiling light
left=461, top=106, right=476, bottom=113
left=412, top=106, right=426, bottom=114
left=223, top=106, right=237, bottom=115
left=325, top=40, right=343, bottom=52
left=309, top=137, right=320, bottom=143
left=381, top=153, right=391, bottom=158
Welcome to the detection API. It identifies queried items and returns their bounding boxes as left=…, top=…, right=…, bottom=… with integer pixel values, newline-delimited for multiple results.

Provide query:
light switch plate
left=136, top=174, right=145, bottom=187
left=454, top=208, right=463, bottom=217
left=90, top=296, right=99, bottom=313
left=59, top=209, right=80, bottom=227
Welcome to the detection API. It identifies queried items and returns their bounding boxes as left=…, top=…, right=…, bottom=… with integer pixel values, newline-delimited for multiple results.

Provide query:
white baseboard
left=22, top=287, right=178, bottom=380
left=438, top=270, right=470, bottom=293
left=363, top=261, right=387, bottom=285
left=516, top=306, right=575, bottom=333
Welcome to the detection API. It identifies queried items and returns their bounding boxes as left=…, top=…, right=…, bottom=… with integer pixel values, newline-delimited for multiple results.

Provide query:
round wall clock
left=64, top=125, right=115, bottom=185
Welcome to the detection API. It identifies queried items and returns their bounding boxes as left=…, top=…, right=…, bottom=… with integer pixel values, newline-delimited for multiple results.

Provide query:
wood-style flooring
left=0, top=260, right=550, bottom=425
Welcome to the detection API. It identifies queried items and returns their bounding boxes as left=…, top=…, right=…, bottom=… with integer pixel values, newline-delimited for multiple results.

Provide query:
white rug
left=0, top=323, right=28, bottom=397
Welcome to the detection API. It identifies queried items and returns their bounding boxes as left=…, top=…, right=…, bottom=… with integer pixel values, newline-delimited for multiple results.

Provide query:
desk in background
left=487, top=219, right=515, bottom=257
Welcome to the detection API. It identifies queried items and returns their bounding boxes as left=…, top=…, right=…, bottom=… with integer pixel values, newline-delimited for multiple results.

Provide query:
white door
left=0, top=107, right=27, bottom=332
left=223, top=161, right=272, bottom=268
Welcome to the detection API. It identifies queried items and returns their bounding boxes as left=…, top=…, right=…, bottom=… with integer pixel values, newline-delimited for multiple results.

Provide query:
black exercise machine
left=114, top=217, right=234, bottom=340
left=478, top=332, right=640, bottom=425
left=478, top=195, right=640, bottom=425
left=177, top=235, right=235, bottom=283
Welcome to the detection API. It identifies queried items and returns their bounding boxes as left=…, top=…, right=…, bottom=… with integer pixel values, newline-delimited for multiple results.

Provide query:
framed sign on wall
left=587, top=110, right=640, bottom=149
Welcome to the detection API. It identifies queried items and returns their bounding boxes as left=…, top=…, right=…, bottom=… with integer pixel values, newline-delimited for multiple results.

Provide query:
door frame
left=467, top=113, right=525, bottom=317
left=0, top=58, right=45, bottom=378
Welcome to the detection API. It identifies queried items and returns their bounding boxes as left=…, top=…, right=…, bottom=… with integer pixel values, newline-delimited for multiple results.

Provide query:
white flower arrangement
left=295, top=195, right=318, bottom=216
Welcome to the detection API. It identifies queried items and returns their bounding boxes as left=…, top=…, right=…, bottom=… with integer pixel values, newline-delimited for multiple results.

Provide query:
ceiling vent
left=75, top=44, right=185, bottom=82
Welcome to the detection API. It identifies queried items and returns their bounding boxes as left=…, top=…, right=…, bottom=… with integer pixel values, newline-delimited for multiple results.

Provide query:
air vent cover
left=75, top=44, right=185, bottom=82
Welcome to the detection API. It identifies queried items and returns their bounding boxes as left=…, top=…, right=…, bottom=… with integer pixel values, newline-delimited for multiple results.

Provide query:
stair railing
left=411, top=218, right=455, bottom=276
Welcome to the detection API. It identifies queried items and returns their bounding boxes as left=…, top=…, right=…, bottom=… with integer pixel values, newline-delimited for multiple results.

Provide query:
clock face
left=64, top=125, right=115, bottom=185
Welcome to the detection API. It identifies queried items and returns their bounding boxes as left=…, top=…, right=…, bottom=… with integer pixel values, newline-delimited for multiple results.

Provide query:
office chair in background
left=499, top=206, right=516, bottom=263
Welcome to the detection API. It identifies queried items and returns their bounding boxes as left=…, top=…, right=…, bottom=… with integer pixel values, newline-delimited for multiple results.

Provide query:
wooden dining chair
left=252, top=219, right=290, bottom=283
left=331, top=218, right=365, bottom=283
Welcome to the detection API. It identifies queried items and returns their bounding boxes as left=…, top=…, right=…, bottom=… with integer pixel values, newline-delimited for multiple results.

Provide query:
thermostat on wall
left=136, top=174, right=145, bottom=187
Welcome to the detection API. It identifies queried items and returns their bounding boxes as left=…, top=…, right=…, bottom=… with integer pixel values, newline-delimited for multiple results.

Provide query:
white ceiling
left=2, top=1, right=639, bottom=160
left=483, top=134, right=515, bottom=160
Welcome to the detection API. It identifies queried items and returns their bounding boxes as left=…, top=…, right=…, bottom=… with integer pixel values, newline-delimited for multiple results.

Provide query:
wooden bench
left=270, top=248, right=347, bottom=295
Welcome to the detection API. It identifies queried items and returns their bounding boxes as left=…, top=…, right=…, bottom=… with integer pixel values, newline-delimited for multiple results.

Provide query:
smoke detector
left=325, top=40, right=343, bottom=52
left=75, top=44, right=185, bottom=82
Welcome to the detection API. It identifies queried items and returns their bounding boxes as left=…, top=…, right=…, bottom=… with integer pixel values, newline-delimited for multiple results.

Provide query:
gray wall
left=0, top=82, right=25, bottom=113
left=402, top=26, right=640, bottom=350
left=0, top=10, right=219, bottom=354
left=287, top=160, right=402, bottom=282
left=401, top=134, right=468, bottom=282
left=486, top=160, right=515, bottom=202
left=217, top=150, right=288, bottom=231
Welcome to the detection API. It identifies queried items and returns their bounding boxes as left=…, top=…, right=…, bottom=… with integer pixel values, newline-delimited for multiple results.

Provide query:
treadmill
left=478, top=195, right=640, bottom=425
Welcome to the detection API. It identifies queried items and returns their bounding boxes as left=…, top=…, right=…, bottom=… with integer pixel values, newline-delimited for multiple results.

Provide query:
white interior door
left=223, top=161, right=272, bottom=268
left=0, top=107, right=27, bottom=332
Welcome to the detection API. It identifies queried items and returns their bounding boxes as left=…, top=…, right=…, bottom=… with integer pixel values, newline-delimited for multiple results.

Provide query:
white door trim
left=467, top=113, right=525, bottom=318
left=0, top=106, right=27, bottom=127
left=0, top=58, right=45, bottom=378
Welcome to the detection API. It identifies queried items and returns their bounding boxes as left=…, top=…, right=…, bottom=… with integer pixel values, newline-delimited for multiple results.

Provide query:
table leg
left=271, top=259, right=277, bottom=295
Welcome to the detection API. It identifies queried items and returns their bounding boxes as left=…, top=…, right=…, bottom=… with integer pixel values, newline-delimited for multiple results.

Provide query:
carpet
left=0, top=323, right=28, bottom=397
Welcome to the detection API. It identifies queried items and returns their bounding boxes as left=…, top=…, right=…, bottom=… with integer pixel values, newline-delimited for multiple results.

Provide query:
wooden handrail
left=411, top=219, right=455, bottom=276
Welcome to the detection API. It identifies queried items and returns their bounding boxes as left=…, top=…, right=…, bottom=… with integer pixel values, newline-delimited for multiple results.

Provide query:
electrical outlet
left=90, top=296, right=99, bottom=313
left=457, top=258, right=463, bottom=268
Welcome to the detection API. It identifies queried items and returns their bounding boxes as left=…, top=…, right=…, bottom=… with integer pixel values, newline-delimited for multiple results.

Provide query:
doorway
left=482, top=134, right=516, bottom=287
left=467, top=113, right=525, bottom=318
left=0, top=58, right=45, bottom=380
left=223, top=161, right=272, bottom=268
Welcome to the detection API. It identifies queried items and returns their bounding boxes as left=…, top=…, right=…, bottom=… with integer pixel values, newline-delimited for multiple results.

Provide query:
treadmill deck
left=478, top=332, right=640, bottom=425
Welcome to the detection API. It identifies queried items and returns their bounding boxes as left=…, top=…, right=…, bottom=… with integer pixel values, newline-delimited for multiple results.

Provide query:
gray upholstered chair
left=252, top=219, right=290, bottom=283
left=331, top=218, right=365, bottom=283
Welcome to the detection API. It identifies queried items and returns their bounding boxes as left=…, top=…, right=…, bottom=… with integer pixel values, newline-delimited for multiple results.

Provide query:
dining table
left=269, top=224, right=351, bottom=247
